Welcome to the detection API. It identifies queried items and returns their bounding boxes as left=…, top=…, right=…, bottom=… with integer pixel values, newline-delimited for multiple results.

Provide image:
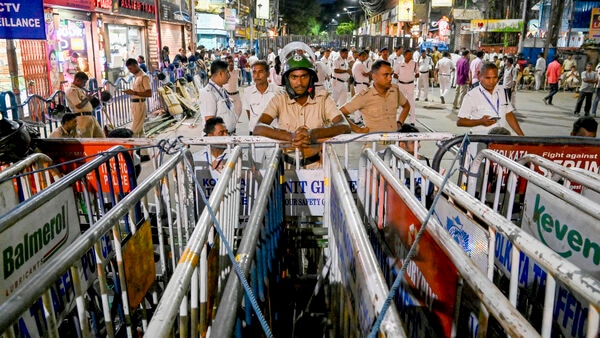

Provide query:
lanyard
left=479, top=87, right=499, bottom=117
left=209, top=81, right=231, bottom=110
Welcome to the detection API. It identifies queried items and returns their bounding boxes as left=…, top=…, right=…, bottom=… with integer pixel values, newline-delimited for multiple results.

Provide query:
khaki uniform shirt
left=261, top=91, right=342, bottom=156
left=262, top=91, right=341, bottom=131
left=341, top=84, right=407, bottom=132
left=132, top=71, right=151, bottom=100
left=50, top=126, right=77, bottom=138
left=66, top=85, right=93, bottom=113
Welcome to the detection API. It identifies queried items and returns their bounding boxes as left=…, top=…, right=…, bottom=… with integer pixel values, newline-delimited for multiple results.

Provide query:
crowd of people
left=49, top=41, right=598, bottom=169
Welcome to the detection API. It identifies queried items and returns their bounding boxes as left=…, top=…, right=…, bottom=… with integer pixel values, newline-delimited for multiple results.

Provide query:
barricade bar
left=386, top=145, right=600, bottom=336
left=431, top=135, right=600, bottom=172
left=0, top=146, right=135, bottom=233
left=374, top=147, right=541, bottom=337
left=326, top=144, right=407, bottom=337
left=0, top=153, right=55, bottom=181
left=145, top=146, right=244, bottom=337
left=517, top=153, right=600, bottom=193
left=0, top=146, right=144, bottom=334
left=211, top=150, right=283, bottom=336
left=468, top=149, right=600, bottom=233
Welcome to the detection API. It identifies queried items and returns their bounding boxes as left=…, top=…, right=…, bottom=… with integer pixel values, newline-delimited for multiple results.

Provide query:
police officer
left=394, top=49, right=418, bottom=125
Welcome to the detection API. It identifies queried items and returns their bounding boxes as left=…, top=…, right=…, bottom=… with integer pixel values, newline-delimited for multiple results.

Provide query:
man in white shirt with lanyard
left=331, top=48, right=352, bottom=106
left=457, top=62, right=524, bottom=136
left=416, top=49, right=433, bottom=102
left=199, top=60, right=239, bottom=134
left=434, top=51, right=455, bottom=104
left=394, top=49, right=418, bottom=125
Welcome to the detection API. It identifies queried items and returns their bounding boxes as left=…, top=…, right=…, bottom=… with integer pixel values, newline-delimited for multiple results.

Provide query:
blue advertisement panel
left=0, top=0, right=46, bottom=39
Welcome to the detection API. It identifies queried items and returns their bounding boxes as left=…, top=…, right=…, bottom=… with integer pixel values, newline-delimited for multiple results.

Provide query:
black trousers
left=575, top=91, right=593, bottom=115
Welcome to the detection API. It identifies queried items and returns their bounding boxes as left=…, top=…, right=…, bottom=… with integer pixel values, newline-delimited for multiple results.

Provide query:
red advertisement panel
left=488, top=143, right=600, bottom=175
left=37, top=140, right=137, bottom=193
left=382, top=179, right=458, bottom=337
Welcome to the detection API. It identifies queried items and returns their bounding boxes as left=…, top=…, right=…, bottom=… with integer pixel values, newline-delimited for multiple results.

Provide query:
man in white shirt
left=457, top=62, right=524, bottom=136
left=267, top=48, right=276, bottom=66
left=434, top=51, right=455, bottom=104
left=394, top=49, right=418, bottom=125
left=534, top=53, right=547, bottom=90
left=199, top=60, right=239, bottom=133
left=469, top=50, right=484, bottom=88
left=224, top=55, right=242, bottom=117
left=247, top=51, right=259, bottom=67
left=349, top=50, right=371, bottom=123
left=331, top=48, right=352, bottom=106
left=416, top=49, right=433, bottom=102
left=242, top=60, right=282, bottom=134
left=502, top=57, right=519, bottom=107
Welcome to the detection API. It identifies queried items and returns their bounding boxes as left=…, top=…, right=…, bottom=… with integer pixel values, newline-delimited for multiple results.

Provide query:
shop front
left=96, top=0, right=190, bottom=82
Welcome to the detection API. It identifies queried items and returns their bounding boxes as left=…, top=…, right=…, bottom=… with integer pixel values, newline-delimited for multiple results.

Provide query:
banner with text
left=470, top=19, right=523, bottom=33
left=0, top=0, right=46, bottom=39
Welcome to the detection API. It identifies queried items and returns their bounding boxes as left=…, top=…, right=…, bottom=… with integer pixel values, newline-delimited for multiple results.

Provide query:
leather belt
left=398, top=80, right=414, bottom=84
left=282, top=153, right=321, bottom=167
left=226, top=91, right=239, bottom=95
left=74, top=112, right=93, bottom=116
left=131, top=98, right=146, bottom=102
left=420, top=71, right=429, bottom=73
left=356, top=82, right=370, bottom=86
left=333, top=77, right=346, bottom=83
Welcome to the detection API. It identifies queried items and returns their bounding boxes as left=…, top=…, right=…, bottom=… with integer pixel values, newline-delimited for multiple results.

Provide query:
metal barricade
left=209, top=150, right=284, bottom=337
left=0, top=146, right=143, bottom=337
left=397, top=146, right=600, bottom=338
left=144, top=146, right=245, bottom=337
left=431, top=135, right=600, bottom=187
left=0, top=153, right=61, bottom=211
left=325, top=144, right=406, bottom=337
left=516, top=153, right=600, bottom=197
left=360, top=145, right=540, bottom=337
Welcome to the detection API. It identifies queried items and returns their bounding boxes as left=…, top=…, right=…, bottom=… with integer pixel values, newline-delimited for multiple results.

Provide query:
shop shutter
left=20, top=40, right=50, bottom=97
left=161, top=23, right=184, bottom=63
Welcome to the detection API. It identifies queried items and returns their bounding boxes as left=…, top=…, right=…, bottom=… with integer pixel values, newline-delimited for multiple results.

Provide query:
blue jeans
left=544, top=83, right=559, bottom=104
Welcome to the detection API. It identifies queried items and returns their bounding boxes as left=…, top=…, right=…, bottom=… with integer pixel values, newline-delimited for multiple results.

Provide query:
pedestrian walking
left=434, top=51, right=455, bottom=104
left=453, top=50, right=470, bottom=110
left=543, top=55, right=562, bottom=105
left=416, top=49, right=433, bottom=101
left=534, top=53, right=547, bottom=90
left=394, top=49, right=418, bottom=124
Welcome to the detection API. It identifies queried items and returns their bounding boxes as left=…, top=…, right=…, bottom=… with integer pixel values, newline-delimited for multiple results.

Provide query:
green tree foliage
left=307, top=17, right=321, bottom=36
left=336, top=22, right=355, bottom=35
left=280, top=0, right=322, bottom=35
